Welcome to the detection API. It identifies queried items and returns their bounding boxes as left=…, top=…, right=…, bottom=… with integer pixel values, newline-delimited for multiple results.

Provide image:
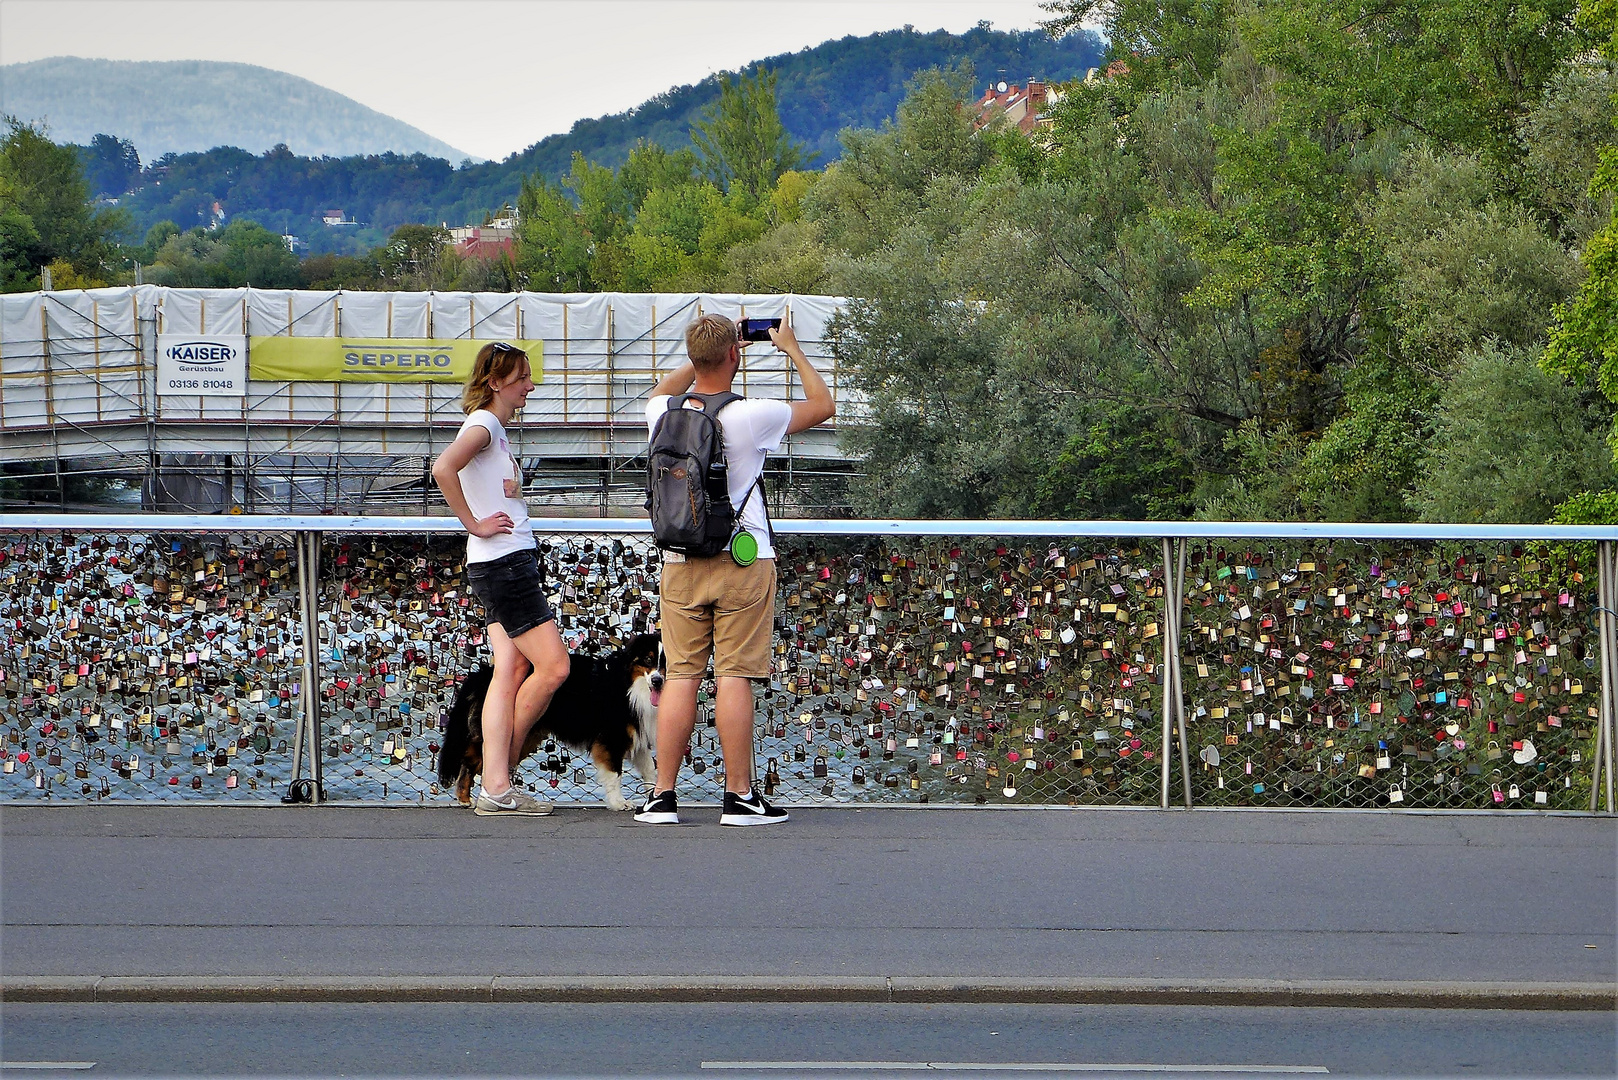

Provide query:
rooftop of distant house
left=448, top=212, right=517, bottom=261
left=971, top=78, right=1061, bottom=132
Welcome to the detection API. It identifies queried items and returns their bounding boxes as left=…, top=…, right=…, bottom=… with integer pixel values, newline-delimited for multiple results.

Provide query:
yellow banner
left=247, top=338, right=544, bottom=383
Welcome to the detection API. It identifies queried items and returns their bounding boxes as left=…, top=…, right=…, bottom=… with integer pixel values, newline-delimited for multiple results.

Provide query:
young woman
left=432, top=342, right=570, bottom=815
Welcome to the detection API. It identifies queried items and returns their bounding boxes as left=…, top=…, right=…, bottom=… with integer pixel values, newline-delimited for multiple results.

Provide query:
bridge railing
left=1, top=515, right=1612, bottom=813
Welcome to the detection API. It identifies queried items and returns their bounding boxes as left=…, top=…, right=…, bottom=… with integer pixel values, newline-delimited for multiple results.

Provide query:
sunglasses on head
left=489, top=341, right=519, bottom=354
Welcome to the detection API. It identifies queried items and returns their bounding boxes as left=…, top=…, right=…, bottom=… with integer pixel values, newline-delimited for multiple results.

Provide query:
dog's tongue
left=649, top=688, right=661, bottom=708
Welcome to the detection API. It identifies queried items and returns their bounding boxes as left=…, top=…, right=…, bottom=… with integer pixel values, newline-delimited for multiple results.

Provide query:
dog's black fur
left=438, top=632, right=662, bottom=809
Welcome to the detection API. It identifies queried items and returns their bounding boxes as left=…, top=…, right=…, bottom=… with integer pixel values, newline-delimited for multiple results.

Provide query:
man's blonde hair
left=686, top=314, right=738, bottom=371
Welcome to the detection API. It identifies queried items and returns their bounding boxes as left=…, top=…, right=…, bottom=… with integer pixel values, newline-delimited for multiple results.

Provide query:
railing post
left=1174, top=538, right=1192, bottom=808
left=291, top=528, right=324, bottom=803
left=308, top=529, right=325, bottom=800
left=1597, top=541, right=1616, bottom=813
left=1160, top=538, right=1175, bottom=809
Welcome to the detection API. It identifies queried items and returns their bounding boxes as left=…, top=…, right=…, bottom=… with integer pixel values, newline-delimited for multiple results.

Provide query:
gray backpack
left=646, top=392, right=761, bottom=558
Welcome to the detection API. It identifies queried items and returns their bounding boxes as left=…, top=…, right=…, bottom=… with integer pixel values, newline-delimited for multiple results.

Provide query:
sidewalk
left=2, top=805, right=1613, bottom=1007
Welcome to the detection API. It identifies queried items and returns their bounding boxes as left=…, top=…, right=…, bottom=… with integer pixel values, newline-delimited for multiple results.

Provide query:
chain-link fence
left=0, top=530, right=304, bottom=800
left=0, top=519, right=1611, bottom=811
left=1177, top=541, right=1599, bottom=810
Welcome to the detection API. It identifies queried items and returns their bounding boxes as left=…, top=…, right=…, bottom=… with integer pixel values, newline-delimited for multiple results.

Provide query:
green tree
left=146, top=220, right=301, bottom=287
left=1413, top=343, right=1616, bottom=522
left=0, top=117, right=128, bottom=287
left=1372, top=148, right=1582, bottom=365
left=1520, top=62, right=1618, bottom=244
left=620, top=181, right=726, bottom=290
left=834, top=285, right=1015, bottom=517
left=0, top=170, right=43, bottom=291
left=376, top=223, right=454, bottom=289
left=1552, top=488, right=1618, bottom=524
left=1293, top=356, right=1437, bottom=521
left=1541, top=0, right=1618, bottom=443
left=719, top=219, right=831, bottom=293
left=617, top=141, right=700, bottom=213
left=1233, top=0, right=1588, bottom=170
left=300, top=251, right=379, bottom=290
left=516, top=174, right=591, bottom=291
left=1031, top=405, right=1196, bottom=519
left=691, top=68, right=806, bottom=200
left=139, top=220, right=180, bottom=263
left=77, top=133, right=141, bottom=198
left=806, top=66, right=991, bottom=259
left=216, top=220, right=303, bottom=287
left=1041, top=0, right=1233, bottom=86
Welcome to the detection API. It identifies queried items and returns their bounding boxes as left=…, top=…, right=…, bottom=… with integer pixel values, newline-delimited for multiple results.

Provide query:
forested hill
left=105, top=24, right=1101, bottom=243
left=475, top=23, right=1102, bottom=195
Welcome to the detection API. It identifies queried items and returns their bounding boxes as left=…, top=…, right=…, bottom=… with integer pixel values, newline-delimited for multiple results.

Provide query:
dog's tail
left=437, top=665, right=492, bottom=786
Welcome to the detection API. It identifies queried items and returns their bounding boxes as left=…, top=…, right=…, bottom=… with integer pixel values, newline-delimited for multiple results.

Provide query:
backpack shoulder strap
left=658, top=392, right=742, bottom=429
left=690, top=391, right=743, bottom=416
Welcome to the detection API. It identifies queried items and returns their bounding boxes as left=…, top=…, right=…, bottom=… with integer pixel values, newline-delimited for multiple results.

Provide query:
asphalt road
left=1, top=1002, right=1613, bottom=1078
left=2, top=806, right=1614, bottom=985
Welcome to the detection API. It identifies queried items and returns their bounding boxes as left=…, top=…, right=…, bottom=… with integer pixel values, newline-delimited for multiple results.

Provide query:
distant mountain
left=0, top=57, right=471, bottom=163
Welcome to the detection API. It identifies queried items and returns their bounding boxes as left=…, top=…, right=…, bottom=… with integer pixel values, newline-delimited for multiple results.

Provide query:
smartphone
left=739, top=317, right=783, bottom=342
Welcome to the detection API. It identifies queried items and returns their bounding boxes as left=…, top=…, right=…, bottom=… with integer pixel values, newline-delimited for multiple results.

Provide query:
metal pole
left=288, top=531, right=309, bottom=786
left=1594, top=544, right=1609, bottom=811
left=1175, top=538, right=1192, bottom=808
left=306, top=530, right=324, bottom=800
left=1596, top=542, right=1614, bottom=812
left=1160, top=537, right=1174, bottom=809
left=292, top=529, right=324, bottom=802
left=1598, top=541, right=1616, bottom=813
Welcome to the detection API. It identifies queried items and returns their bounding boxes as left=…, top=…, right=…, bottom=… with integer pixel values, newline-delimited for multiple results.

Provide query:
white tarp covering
left=0, top=288, right=854, bottom=454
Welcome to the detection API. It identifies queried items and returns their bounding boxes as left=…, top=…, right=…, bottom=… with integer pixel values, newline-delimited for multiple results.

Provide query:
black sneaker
left=634, top=789, right=679, bottom=825
left=720, top=788, right=788, bottom=826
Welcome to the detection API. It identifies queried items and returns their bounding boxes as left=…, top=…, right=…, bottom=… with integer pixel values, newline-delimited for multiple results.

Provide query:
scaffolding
left=0, top=287, right=861, bottom=514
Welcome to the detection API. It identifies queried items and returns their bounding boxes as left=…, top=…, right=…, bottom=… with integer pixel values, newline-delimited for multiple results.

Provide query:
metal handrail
left=4, top=514, right=1618, bottom=541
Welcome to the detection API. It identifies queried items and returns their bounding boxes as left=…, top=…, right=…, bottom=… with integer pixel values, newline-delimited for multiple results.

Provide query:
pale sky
left=0, top=0, right=1057, bottom=161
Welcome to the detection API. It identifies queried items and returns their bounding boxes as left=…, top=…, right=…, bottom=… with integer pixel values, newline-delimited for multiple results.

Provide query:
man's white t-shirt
left=647, top=394, right=792, bottom=559
left=455, top=409, right=534, bottom=564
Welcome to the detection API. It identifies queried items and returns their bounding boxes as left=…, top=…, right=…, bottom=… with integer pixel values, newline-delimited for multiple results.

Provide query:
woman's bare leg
left=506, top=619, right=570, bottom=763
left=479, top=622, right=532, bottom=796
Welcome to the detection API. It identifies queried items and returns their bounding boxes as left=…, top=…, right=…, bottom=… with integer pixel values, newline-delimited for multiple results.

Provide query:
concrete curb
left=3, top=976, right=1613, bottom=1010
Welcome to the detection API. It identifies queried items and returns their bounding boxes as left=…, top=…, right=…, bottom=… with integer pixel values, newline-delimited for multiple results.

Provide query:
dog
left=437, top=632, right=662, bottom=811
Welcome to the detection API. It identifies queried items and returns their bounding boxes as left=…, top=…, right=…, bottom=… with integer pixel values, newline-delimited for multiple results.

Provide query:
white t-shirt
left=647, top=394, right=792, bottom=560
left=455, top=409, right=534, bottom=564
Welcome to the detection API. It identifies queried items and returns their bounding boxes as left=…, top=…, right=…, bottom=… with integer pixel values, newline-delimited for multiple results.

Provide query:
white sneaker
left=473, top=786, right=554, bottom=816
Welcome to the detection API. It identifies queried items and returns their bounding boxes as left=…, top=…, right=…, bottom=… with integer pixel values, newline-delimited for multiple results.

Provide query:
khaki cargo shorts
left=659, top=554, right=777, bottom=680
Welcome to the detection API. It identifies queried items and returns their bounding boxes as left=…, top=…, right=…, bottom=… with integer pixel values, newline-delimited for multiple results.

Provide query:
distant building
left=972, top=79, right=1060, bottom=132
left=281, top=233, right=304, bottom=253
left=450, top=211, right=517, bottom=261
left=1084, top=59, right=1133, bottom=87
left=322, top=209, right=357, bottom=227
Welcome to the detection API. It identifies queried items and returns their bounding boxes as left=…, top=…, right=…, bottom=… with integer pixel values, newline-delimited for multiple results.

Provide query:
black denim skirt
left=466, top=548, right=555, bottom=638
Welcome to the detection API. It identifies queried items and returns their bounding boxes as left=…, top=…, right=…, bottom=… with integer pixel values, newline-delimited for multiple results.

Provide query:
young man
left=635, top=314, right=835, bottom=826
